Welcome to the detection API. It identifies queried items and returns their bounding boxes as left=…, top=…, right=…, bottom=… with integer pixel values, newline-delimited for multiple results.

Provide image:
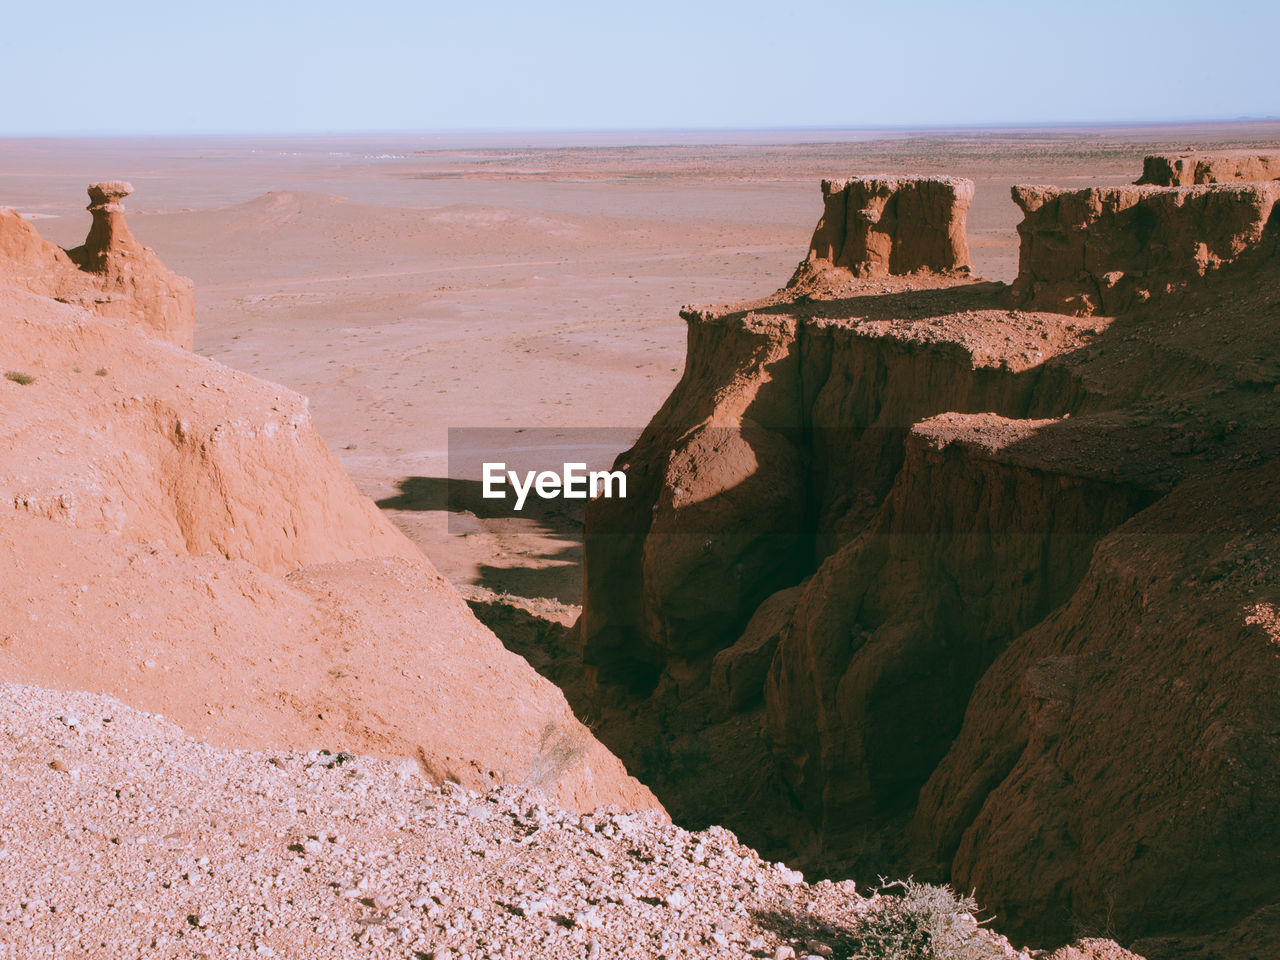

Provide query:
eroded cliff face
left=578, top=161, right=1280, bottom=951
left=912, top=463, right=1280, bottom=949
left=0, top=188, right=660, bottom=815
left=1009, top=181, right=1280, bottom=315
left=1136, top=150, right=1280, bottom=186
left=800, top=175, right=973, bottom=279
left=764, top=418, right=1157, bottom=850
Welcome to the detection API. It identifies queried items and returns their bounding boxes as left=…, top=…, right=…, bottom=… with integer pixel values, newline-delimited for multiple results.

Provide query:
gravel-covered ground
left=0, top=683, right=1038, bottom=960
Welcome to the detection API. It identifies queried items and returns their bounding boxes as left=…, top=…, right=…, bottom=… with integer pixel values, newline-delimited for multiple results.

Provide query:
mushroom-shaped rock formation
left=65, top=181, right=195, bottom=348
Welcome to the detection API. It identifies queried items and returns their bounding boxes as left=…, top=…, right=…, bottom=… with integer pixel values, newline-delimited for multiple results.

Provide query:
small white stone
left=775, top=863, right=804, bottom=885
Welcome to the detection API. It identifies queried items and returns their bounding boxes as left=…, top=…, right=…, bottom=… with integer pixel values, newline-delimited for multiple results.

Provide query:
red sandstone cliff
left=1009, top=181, right=1280, bottom=315
left=1136, top=150, right=1280, bottom=186
left=577, top=161, right=1280, bottom=955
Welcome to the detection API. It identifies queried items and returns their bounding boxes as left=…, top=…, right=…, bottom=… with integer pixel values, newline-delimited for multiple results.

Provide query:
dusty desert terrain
left=6, top=123, right=1277, bottom=603
left=4, top=124, right=1280, bottom=959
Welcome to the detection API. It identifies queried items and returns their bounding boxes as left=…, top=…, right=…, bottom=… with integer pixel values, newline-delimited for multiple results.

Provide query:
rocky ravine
left=0, top=176, right=1229, bottom=960
left=0, top=184, right=1107, bottom=960
left=575, top=154, right=1280, bottom=957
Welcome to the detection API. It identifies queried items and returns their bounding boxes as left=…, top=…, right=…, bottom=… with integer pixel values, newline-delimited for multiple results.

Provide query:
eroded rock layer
left=1009, top=181, right=1280, bottom=315
left=1136, top=150, right=1280, bottom=186
left=800, top=176, right=973, bottom=279
left=578, top=161, right=1280, bottom=953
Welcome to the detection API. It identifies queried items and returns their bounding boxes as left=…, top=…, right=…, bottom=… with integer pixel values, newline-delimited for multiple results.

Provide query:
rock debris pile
left=0, top=684, right=1034, bottom=960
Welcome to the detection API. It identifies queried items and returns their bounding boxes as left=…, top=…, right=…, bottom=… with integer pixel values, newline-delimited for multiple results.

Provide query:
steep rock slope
left=0, top=513, right=652, bottom=811
left=0, top=289, right=416, bottom=576
left=577, top=163, right=1280, bottom=951
left=0, top=190, right=658, bottom=814
left=913, top=462, right=1280, bottom=951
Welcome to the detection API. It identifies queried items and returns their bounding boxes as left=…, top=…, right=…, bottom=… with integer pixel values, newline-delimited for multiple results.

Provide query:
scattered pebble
left=0, top=683, right=1029, bottom=959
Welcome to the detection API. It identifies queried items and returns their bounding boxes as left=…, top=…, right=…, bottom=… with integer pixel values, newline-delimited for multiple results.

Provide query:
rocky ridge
left=574, top=155, right=1280, bottom=956
left=1135, top=150, right=1280, bottom=186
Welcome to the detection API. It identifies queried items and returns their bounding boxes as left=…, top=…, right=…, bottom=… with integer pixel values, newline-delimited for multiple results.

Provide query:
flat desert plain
left=5, top=123, right=1278, bottom=604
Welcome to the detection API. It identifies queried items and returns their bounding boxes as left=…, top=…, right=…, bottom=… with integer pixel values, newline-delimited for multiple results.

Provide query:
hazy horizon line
left=4, top=116, right=1279, bottom=142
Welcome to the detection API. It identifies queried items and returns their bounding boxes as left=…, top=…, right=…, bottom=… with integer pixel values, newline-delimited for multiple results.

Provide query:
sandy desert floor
left=4, top=122, right=1278, bottom=603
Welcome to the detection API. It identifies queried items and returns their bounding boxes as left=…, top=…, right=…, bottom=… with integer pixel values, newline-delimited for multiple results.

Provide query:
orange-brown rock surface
left=1136, top=150, right=1280, bottom=186
left=0, top=188, right=659, bottom=815
left=0, top=293, right=415, bottom=575
left=799, top=175, right=973, bottom=279
left=2, top=183, right=195, bottom=348
left=578, top=163, right=1280, bottom=954
left=67, top=181, right=196, bottom=348
left=1008, top=181, right=1280, bottom=315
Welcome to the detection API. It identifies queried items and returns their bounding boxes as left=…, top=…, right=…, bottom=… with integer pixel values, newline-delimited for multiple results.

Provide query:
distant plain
left=5, top=122, right=1277, bottom=601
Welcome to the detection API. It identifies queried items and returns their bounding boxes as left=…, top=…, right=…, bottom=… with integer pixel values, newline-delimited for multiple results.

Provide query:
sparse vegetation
left=4, top=370, right=35, bottom=385
left=851, top=881, right=1006, bottom=960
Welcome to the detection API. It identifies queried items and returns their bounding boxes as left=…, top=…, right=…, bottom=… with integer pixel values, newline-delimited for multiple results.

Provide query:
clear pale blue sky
left=3, top=0, right=1276, bottom=135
